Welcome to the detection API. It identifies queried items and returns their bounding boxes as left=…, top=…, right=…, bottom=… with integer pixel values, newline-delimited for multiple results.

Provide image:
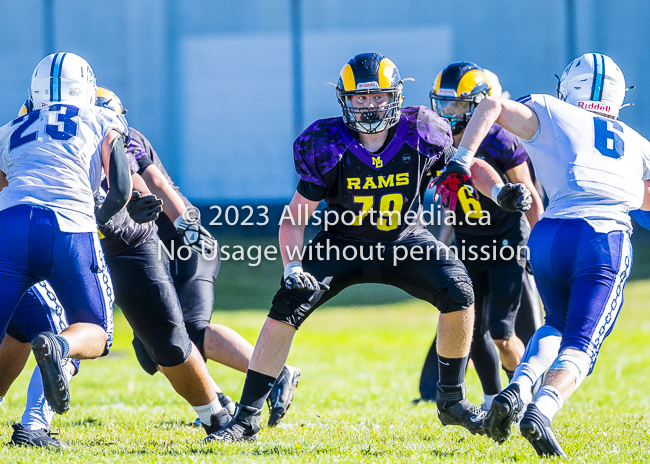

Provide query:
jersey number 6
left=594, top=118, right=624, bottom=159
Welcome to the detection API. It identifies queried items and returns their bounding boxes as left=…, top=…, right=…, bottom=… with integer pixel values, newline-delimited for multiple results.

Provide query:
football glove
left=430, top=159, right=478, bottom=210
left=283, top=262, right=330, bottom=292
left=174, top=214, right=216, bottom=254
left=127, top=190, right=164, bottom=224
left=494, top=183, right=532, bottom=212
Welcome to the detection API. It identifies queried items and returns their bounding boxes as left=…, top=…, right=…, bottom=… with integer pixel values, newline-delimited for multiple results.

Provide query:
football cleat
left=519, top=404, right=567, bottom=458
left=267, top=365, right=301, bottom=427
left=10, top=423, right=63, bottom=448
left=436, top=383, right=486, bottom=435
left=485, top=383, right=524, bottom=444
left=218, top=392, right=237, bottom=416
left=204, top=404, right=261, bottom=443
left=201, top=408, right=231, bottom=436
left=31, top=332, right=70, bottom=415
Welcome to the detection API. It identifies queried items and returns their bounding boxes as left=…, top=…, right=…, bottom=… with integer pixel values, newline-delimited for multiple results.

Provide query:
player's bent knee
left=267, top=287, right=315, bottom=329
left=549, top=348, right=590, bottom=388
left=151, top=343, right=192, bottom=368
left=435, top=279, right=474, bottom=314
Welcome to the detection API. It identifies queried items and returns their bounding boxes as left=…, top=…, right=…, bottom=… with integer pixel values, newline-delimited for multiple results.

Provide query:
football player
left=417, top=63, right=544, bottom=409
left=433, top=53, right=650, bottom=457
left=205, top=52, right=532, bottom=443
left=96, top=86, right=300, bottom=427
left=0, top=52, right=129, bottom=419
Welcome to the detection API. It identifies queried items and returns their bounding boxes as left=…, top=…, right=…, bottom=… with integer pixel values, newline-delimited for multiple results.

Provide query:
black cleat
left=31, top=332, right=70, bottom=415
left=520, top=404, right=567, bottom=458
left=485, top=383, right=524, bottom=444
left=267, top=365, right=301, bottom=427
left=201, top=408, right=231, bottom=436
left=436, top=383, right=486, bottom=435
left=204, top=404, right=261, bottom=443
left=10, top=423, right=63, bottom=448
left=218, top=392, right=236, bottom=416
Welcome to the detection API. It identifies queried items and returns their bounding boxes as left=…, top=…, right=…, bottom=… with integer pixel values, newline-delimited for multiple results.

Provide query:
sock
left=22, top=364, right=72, bottom=430
left=240, top=370, right=277, bottom=410
left=192, top=397, right=222, bottom=426
left=503, top=367, right=515, bottom=381
left=483, top=394, right=496, bottom=409
left=54, top=335, right=70, bottom=358
left=438, top=355, right=469, bottom=386
left=512, top=325, right=562, bottom=404
left=535, top=385, right=563, bottom=421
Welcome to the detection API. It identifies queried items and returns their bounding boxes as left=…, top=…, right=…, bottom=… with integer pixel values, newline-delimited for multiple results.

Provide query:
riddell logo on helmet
left=578, top=101, right=611, bottom=113
left=357, top=82, right=379, bottom=89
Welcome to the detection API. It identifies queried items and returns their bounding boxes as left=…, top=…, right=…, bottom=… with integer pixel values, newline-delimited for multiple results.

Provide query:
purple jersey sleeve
left=402, top=106, right=453, bottom=158
left=293, top=117, right=347, bottom=188
left=481, top=124, right=528, bottom=172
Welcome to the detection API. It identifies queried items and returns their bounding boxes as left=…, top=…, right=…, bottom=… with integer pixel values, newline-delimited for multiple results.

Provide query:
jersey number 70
left=9, top=104, right=79, bottom=151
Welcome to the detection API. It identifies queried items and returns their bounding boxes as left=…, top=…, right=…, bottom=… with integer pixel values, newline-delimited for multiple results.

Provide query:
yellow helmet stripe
left=340, top=63, right=356, bottom=91
left=457, top=70, right=490, bottom=96
left=18, top=104, right=28, bottom=116
left=377, top=58, right=397, bottom=88
left=432, top=71, right=443, bottom=93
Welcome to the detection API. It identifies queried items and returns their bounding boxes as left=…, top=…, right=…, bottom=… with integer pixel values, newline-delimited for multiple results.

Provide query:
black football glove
left=430, top=159, right=478, bottom=210
left=284, top=263, right=330, bottom=292
left=127, top=190, right=164, bottom=224
left=496, top=183, right=533, bottom=212
left=174, top=215, right=216, bottom=254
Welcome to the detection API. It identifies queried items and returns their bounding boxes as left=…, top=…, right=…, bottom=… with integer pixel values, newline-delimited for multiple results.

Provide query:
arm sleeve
left=96, top=135, right=131, bottom=225
left=296, top=179, right=328, bottom=201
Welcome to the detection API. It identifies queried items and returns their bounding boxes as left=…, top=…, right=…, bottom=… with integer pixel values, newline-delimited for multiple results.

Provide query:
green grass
left=1, top=280, right=650, bottom=462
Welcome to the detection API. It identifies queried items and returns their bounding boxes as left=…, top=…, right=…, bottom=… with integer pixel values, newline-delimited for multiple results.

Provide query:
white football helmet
left=557, top=53, right=626, bottom=118
left=29, top=52, right=97, bottom=110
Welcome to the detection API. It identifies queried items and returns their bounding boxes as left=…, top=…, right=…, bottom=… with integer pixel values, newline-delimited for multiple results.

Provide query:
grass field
left=1, top=275, right=649, bottom=463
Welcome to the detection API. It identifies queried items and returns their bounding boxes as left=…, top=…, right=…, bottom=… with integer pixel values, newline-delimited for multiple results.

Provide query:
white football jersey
left=519, top=94, right=650, bottom=233
left=0, top=104, right=128, bottom=232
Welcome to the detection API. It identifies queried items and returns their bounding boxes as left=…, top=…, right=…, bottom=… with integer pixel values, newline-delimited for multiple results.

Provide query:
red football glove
left=430, top=159, right=478, bottom=210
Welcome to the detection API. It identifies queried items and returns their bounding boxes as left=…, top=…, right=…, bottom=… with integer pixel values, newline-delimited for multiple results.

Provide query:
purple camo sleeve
left=481, top=125, right=528, bottom=172
left=402, top=106, right=453, bottom=158
left=293, top=117, right=347, bottom=188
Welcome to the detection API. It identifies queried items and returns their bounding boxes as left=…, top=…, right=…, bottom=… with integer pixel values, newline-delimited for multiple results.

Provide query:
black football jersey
left=450, top=125, right=529, bottom=239
left=295, top=106, right=453, bottom=242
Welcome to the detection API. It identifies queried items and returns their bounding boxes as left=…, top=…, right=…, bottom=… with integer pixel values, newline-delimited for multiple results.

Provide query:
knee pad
left=149, top=341, right=191, bottom=368
left=549, top=349, right=590, bottom=388
left=436, top=278, right=474, bottom=314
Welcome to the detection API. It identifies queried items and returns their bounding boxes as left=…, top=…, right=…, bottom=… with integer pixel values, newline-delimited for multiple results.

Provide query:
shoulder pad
left=293, top=117, right=346, bottom=187
left=401, top=106, right=453, bottom=158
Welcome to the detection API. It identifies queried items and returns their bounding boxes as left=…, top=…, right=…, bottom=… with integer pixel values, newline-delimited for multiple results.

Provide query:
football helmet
left=18, top=99, right=33, bottom=116
left=336, top=52, right=404, bottom=134
left=29, top=52, right=97, bottom=110
left=430, top=62, right=491, bottom=135
left=557, top=53, right=625, bottom=119
left=96, top=86, right=127, bottom=114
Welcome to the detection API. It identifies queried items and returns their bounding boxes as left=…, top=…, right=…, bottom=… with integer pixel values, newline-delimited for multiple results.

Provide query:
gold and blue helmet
left=96, top=86, right=127, bottom=114
left=336, top=52, right=404, bottom=134
left=430, top=62, right=491, bottom=135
